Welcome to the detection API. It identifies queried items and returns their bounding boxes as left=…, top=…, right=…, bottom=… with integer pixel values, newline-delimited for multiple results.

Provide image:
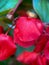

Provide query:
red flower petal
left=44, top=41, right=49, bottom=60
left=14, top=17, right=43, bottom=48
left=45, top=25, right=49, bottom=33
left=41, top=56, right=47, bottom=65
left=17, top=51, right=38, bottom=64
left=0, top=26, right=4, bottom=34
left=17, top=51, right=47, bottom=65
left=0, top=34, right=16, bottom=61
left=34, top=34, right=49, bottom=53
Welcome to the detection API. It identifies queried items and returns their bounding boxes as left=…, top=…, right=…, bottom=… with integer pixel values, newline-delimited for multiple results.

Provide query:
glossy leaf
left=0, top=0, right=18, bottom=12
left=0, top=10, right=10, bottom=17
left=33, top=0, right=49, bottom=23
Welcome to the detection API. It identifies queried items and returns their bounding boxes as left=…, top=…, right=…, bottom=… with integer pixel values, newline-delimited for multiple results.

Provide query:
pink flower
left=0, top=34, right=16, bottom=61
left=14, top=17, right=43, bottom=48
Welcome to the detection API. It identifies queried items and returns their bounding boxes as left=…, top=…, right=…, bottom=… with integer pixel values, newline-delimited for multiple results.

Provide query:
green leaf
left=0, top=17, right=12, bottom=24
left=33, top=0, right=49, bottom=23
left=16, top=45, right=35, bottom=56
left=0, top=0, right=18, bottom=12
left=0, top=58, right=11, bottom=65
left=0, top=17, right=12, bottom=31
left=0, top=0, right=19, bottom=16
left=0, top=10, right=10, bottom=17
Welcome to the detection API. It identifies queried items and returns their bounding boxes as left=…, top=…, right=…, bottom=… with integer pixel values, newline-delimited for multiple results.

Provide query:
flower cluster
left=0, top=16, right=49, bottom=65
left=15, top=17, right=49, bottom=65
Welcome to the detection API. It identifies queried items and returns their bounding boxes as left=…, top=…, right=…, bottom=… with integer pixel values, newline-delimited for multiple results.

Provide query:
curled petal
left=0, top=34, right=16, bottom=61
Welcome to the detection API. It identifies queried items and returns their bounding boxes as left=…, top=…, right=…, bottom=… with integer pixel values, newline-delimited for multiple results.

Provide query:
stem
left=6, top=0, right=22, bottom=20
left=5, top=27, right=11, bottom=35
left=5, top=24, right=14, bottom=35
